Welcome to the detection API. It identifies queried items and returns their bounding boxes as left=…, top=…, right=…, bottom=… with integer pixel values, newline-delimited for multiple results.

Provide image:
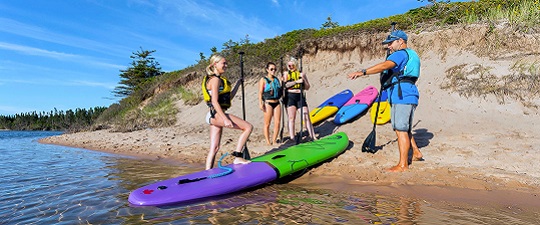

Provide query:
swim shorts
left=286, top=92, right=307, bottom=108
left=391, top=104, right=416, bottom=132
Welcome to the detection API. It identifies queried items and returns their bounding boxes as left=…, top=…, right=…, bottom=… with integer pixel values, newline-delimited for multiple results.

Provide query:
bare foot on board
left=233, top=157, right=251, bottom=165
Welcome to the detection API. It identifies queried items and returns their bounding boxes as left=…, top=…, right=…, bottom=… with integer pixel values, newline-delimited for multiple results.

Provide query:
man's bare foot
left=233, top=157, right=251, bottom=165
left=387, top=165, right=408, bottom=172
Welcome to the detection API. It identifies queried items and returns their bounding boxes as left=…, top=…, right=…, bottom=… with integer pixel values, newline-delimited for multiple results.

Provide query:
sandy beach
left=40, top=24, right=540, bottom=202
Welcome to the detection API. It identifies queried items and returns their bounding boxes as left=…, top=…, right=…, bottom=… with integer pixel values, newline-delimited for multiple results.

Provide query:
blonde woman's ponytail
left=206, top=54, right=224, bottom=76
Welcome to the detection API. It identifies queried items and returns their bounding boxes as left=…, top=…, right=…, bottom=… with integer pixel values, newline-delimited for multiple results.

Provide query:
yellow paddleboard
left=310, top=106, right=339, bottom=124
left=309, top=90, right=354, bottom=124
left=370, top=101, right=390, bottom=125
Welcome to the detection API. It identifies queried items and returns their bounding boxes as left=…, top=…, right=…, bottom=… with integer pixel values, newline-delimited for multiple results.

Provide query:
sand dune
left=40, top=24, right=540, bottom=195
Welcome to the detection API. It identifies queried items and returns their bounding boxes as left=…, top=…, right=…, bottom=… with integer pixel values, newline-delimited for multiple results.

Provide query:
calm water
left=1, top=131, right=539, bottom=224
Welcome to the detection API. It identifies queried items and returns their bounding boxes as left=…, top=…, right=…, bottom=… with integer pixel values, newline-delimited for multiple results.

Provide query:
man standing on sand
left=347, top=30, right=423, bottom=172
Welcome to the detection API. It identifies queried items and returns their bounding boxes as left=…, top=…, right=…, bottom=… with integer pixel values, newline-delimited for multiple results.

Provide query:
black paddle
left=278, top=56, right=285, bottom=143
left=362, top=22, right=397, bottom=154
left=238, top=51, right=251, bottom=160
left=296, top=48, right=305, bottom=144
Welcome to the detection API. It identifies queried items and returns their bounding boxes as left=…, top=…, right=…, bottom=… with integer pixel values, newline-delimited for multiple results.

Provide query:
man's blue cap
left=382, top=30, right=408, bottom=44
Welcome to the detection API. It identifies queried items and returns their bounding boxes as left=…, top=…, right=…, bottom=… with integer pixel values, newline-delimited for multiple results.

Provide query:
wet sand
left=40, top=25, right=540, bottom=207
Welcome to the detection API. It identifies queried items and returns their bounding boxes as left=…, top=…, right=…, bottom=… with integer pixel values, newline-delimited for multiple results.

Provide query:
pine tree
left=113, top=48, right=163, bottom=97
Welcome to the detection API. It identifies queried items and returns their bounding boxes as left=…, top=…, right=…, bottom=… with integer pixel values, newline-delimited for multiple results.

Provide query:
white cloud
left=0, top=42, right=124, bottom=70
left=148, top=1, right=276, bottom=43
left=0, top=42, right=78, bottom=60
left=0, top=77, right=116, bottom=89
left=0, top=17, right=125, bottom=57
left=70, top=80, right=116, bottom=89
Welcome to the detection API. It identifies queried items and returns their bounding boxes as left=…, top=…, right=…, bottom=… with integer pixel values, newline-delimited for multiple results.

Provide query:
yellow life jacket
left=287, top=71, right=301, bottom=89
left=202, top=75, right=232, bottom=110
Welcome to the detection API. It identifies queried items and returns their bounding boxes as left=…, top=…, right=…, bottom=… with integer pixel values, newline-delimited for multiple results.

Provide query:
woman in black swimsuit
left=258, top=62, right=282, bottom=145
left=283, top=59, right=316, bottom=141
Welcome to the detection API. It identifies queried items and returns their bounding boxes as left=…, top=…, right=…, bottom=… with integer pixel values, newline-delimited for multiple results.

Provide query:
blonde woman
left=283, top=58, right=316, bottom=141
left=258, top=62, right=282, bottom=145
left=202, top=55, right=252, bottom=169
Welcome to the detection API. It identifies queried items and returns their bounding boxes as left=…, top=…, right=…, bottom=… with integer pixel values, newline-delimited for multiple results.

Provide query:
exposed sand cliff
left=41, top=23, right=540, bottom=195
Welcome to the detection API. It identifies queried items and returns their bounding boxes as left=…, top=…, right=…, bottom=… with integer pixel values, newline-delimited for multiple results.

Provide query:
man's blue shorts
left=391, top=104, right=416, bottom=132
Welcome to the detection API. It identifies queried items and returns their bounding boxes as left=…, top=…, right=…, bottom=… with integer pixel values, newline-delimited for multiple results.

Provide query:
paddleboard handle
left=177, top=153, right=235, bottom=184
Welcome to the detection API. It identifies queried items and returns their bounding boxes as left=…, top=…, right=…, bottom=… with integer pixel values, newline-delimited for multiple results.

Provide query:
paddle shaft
left=362, top=22, right=396, bottom=153
left=279, top=57, right=285, bottom=142
left=374, top=22, right=396, bottom=128
left=370, top=89, right=384, bottom=129
left=238, top=52, right=251, bottom=159
left=239, top=52, right=246, bottom=121
left=297, top=48, right=304, bottom=144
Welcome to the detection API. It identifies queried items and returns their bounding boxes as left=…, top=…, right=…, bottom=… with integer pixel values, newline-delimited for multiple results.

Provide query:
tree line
left=0, top=107, right=107, bottom=131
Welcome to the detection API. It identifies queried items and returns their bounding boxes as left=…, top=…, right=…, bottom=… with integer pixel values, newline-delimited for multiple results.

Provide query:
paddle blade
left=242, top=146, right=251, bottom=160
left=361, top=131, right=378, bottom=153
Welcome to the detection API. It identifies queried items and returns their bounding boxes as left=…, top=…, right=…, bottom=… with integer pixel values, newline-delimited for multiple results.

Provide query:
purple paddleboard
left=128, top=162, right=277, bottom=206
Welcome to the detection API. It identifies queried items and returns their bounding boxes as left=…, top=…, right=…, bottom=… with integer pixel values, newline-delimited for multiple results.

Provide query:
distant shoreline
left=38, top=24, right=540, bottom=207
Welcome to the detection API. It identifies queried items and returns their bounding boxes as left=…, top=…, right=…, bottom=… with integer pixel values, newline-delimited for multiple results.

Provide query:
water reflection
left=112, top=156, right=540, bottom=224
left=2, top=131, right=539, bottom=224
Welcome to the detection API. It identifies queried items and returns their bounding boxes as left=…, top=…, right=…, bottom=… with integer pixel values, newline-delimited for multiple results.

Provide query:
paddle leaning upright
left=348, top=23, right=424, bottom=172
left=297, top=48, right=305, bottom=144
left=278, top=57, right=286, bottom=143
left=238, top=52, right=251, bottom=159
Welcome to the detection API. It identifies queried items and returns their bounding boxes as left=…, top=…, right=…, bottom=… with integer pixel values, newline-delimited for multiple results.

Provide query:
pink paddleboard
left=334, top=86, right=378, bottom=124
left=344, top=85, right=378, bottom=106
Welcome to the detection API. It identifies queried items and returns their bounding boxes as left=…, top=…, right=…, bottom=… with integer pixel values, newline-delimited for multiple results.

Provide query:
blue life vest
left=401, top=48, right=420, bottom=78
left=262, top=77, right=282, bottom=100
left=381, top=48, right=420, bottom=98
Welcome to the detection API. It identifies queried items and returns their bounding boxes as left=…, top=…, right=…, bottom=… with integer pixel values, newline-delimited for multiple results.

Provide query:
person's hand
left=259, top=103, right=265, bottom=112
left=296, top=79, right=303, bottom=84
left=224, top=118, right=234, bottom=128
left=348, top=72, right=359, bottom=80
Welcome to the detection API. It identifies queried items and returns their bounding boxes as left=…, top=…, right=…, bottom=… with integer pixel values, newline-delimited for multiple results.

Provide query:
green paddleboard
left=252, top=132, right=349, bottom=178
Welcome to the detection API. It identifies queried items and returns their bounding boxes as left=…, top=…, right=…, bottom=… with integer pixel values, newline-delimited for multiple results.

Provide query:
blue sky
left=1, top=0, right=453, bottom=116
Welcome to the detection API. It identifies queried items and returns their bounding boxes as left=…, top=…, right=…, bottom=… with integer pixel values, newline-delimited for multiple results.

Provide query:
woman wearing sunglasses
left=258, top=62, right=283, bottom=145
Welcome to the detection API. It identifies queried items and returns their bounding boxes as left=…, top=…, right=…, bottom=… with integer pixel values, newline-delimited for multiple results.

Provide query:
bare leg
left=287, top=106, right=297, bottom=140
left=227, top=114, right=252, bottom=164
left=206, top=125, right=222, bottom=170
left=271, top=104, right=281, bottom=144
left=410, top=136, right=423, bottom=160
left=263, top=104, right=273, bottom=145
left=387, top=130, right=411, bottom=172
left=209, top=113, right=251, bottom=165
